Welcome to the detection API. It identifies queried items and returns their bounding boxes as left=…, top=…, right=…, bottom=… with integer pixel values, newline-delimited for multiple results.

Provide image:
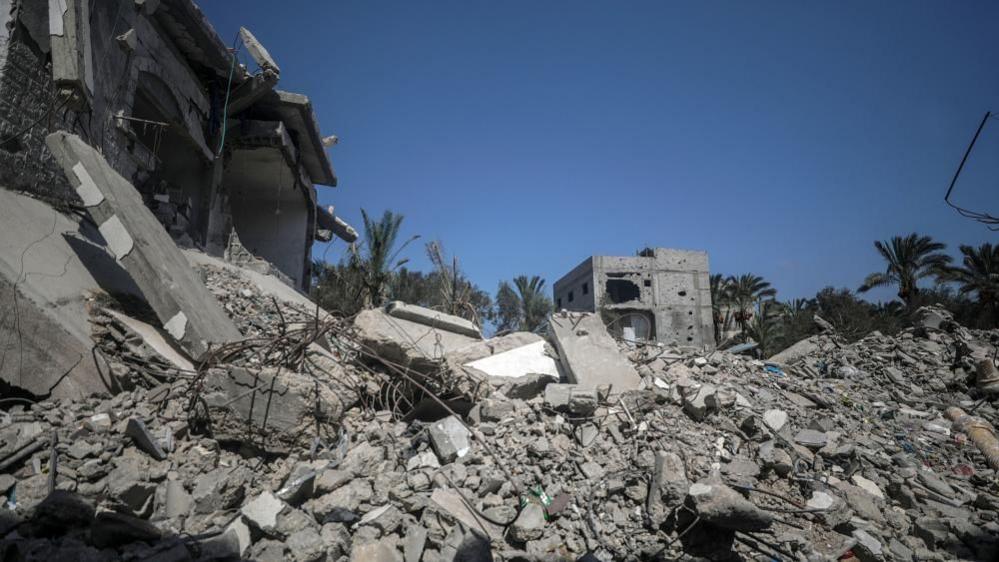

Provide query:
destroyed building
left=0, top=0, right=356, bottom=290
left=553, top=247, right=715, bottom=348
left=0, top=0, right=358, bottom=399
left=1, top=3, right=999, bottom=562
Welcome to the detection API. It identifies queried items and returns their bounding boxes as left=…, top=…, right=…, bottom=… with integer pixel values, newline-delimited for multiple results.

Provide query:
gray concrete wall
left=227, top=147, right=311, bottom=289
left=593, top=255, right=655, bottom=310
left=649, top=249, right=714, bottom=348
left=552, top=257, right=595, bottom=311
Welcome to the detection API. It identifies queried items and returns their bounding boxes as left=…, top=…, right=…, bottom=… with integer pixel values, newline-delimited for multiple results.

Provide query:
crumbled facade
left=0, top=0, right=353, bottom=290
left=553, top=247, right=715, bottom=348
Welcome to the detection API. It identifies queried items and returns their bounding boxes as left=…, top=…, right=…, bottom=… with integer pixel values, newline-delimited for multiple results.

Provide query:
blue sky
left=202, top=1, right=999, bottom=303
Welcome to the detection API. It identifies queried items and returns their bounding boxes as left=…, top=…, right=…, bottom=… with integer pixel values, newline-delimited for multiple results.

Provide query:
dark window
left=644, top=279, right=652, bottom=287
left=569, top=291, right=574, bottom=303
left=557, top=298, right=562, bottom=308
left=582, top=283, right=589, bottom=295
left=605, top=279, right=641, bottom=303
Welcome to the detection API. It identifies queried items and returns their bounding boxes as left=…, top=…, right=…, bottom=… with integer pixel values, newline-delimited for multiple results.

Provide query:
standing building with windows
left=553, top=247, right=715, bottom=348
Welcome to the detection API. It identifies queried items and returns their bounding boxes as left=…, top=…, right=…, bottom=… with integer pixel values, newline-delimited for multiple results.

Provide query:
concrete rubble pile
left=2, top=296, right=999, bottom=561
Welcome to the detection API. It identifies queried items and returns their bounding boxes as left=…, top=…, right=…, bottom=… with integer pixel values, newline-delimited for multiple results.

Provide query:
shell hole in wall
left=605, top=278, right=641, bottom=303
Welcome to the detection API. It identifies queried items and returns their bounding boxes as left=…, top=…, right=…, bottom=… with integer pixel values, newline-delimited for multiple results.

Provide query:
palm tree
left=709, top=274, right=733, bottom=344
left=747, top=300, right=784, bottom=358
left=495, top=275, right=553, bottom=333
left=858, top=233, right=951, bottom=307
left=351, top=209, right=419, bottom=307
left=727, top=274, right=777, bottom=335
left=514, top=275, right=552, bottom=332
left=944, top=243, right=999, bottom=324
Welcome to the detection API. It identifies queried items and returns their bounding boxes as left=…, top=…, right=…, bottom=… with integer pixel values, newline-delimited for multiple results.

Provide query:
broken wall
left=224, top=121, right=316, bottom=289
left=0, top=0, right=74, bottom=202
left=0, top=0, right=215, bottom=237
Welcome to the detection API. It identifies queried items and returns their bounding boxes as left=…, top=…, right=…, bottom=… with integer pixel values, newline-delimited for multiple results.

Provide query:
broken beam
left=45, top=132, right=243, bottom=360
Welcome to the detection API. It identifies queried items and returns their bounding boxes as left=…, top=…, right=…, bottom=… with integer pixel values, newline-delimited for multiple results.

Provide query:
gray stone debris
left=385, top=301, right=483, bottom=339
left=1, top=284, right=997, bottom=562
left=509, top=502, right=546, bottom=542
left=686, top=481, right=773, bottom=531
left=242, top=491, right=287, bottom=533
left=427, top=415, right=473, bottom=464
left=124, top=418, right=167, bottom=461
left=794, top=428, right=829, bottom=449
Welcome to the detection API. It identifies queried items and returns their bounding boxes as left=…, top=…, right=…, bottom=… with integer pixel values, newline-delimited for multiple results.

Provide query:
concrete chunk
left=428, top=415, right=472, bottom=464
left=548, top=311, right=641, bottom=391
left=125, top=418, right=166, bottom=460
left=687, top=481, right=773, bottom=531
left=464, top=340, right=560, bottom=380
left=385, top=301, right=482, bottom=338
left=430, top=488, right=504, bottom=540
left=763, top=409, right=788, bottom=432
left=353, top=307, right=479, bottom=372
left=241, top=491, right=287, bottom=533
left=45, top=132, right=242, bottom=360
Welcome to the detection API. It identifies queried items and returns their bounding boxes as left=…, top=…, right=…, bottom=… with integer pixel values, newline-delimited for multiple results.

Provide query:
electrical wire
left=945, top=111, right=999, bottom=230
left=216, top=33, right=244, bottom=156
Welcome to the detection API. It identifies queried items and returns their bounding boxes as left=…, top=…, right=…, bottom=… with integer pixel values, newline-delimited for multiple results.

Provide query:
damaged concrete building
left=553, top=247, right=715, bottom=348
left=0, top=0, right=356, bottom=290
left=0, top=0, right=357, bottom=399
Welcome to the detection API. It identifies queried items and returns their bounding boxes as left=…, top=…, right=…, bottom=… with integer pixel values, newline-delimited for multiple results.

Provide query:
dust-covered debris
left=3, top=292, right=999, bottom=562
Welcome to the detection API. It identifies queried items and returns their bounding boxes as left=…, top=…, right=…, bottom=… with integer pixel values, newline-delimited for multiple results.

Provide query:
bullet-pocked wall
left=553, top=248, right=716, bottom=348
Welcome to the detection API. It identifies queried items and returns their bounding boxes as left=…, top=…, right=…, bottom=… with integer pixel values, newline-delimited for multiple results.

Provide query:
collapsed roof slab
left=46, top=131, right=242, bottom=360
left=547, top=311, right=642, bottom=392
left=0, top=190, right=139, bottom=398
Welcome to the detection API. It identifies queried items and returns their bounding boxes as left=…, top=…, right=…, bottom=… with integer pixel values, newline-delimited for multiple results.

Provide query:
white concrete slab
left=464, top=340, right=559, bottom=379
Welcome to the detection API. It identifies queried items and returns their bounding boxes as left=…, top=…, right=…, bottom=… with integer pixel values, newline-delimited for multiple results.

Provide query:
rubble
left=3, top=230, right=999, bottom=562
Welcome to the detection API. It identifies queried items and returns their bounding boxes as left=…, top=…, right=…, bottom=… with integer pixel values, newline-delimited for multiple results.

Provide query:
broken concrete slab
left=241, top=491, right=287, bottom=533
left=102, top=309, right=194, bottom=371
left=385, top=301, right=482, bottom=339
left=463, top=340, right=560, bottom=381
left=353, top=306, right=480, bottom=372
left=45, top=132, right=243, bottom=360
left=445, top=332, right=561, bottom=398
left=0, top=189, right=139, bottom=398
left=199, top=366, right=346, bottom=452
left=547, top=311, right=642, bottom=391
left=766, top=335, right=822, bottom=365
left=447, top=331, right=546, bottom=365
